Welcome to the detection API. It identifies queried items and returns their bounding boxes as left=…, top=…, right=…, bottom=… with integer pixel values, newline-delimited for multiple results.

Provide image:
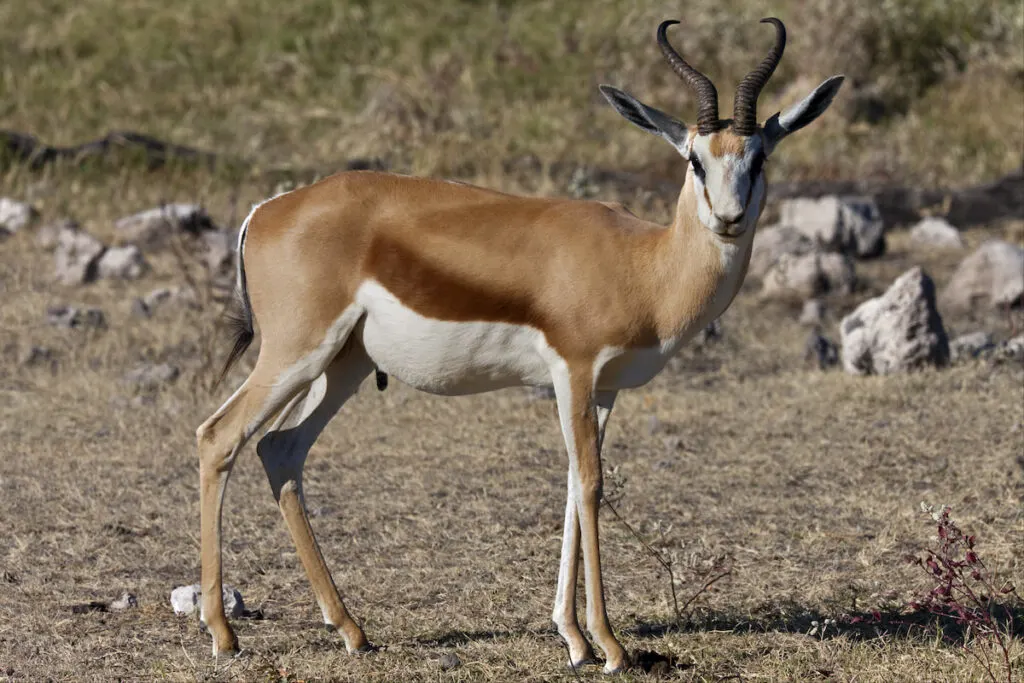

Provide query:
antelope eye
left=690, top=157, right=705, bottom=181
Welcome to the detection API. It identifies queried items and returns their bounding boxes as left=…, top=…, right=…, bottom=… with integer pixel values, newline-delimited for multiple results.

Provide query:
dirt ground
left=0, top=167, right=1021, bottom=682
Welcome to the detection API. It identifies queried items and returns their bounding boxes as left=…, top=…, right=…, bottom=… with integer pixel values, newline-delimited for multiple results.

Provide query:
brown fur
left=708, top=128, right=748, bottom=156
left=241, top=171, right=731, bottom=362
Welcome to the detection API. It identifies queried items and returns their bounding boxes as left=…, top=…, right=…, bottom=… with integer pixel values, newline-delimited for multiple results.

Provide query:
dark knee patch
left=375, top=370, right=388, bottom=391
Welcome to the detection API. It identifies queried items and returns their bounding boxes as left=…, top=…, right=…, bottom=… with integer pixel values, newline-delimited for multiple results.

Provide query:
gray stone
left=132, top=286, right=199, bottom=317
left=170, top=584, right=243, bottom=619
left=438, top=653, right=462, bottom=671
left=910, top=217, right=965, bottom=250
left=942, top=240, right=1024, bottom=311
left=761, top=251, right=856, bottom=300
left=780, top=195, right=885, bottom=259
left=114, top=204, right=216, bottom=247
left=527, top=386, right=555, bottom=401
left=995, top=335, right=1024, bottom=364
left=804, top=331, right=839, bottom=369
left=840, top=267, right=949, bottom=375
left=201, top=230, right=235, bottom=275
left=0, top=197, right=36, bottom=235
left=749, top=224, right=815, bottom=279
left=817, top=253, right=857, bottom=295
left=109, top=592, right=138, bottom=611
left=97, top=245, right=147, bottom=280
left=695, top=319, right=722, bottom=346
left=950, top=332, right=996, bottom=362
left=122, top=363, right=180, bottom=390
left=799, top=299, right=826, bottom=326
left=46, top=305, right=106, bottom=330
left=54, top=226, right=105, bottom=285
left=36, top=219, right=78, bottom=250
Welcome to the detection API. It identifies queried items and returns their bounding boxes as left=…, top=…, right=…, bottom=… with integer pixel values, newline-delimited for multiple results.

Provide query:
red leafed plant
left=907, top=504, right=1020, bottom=683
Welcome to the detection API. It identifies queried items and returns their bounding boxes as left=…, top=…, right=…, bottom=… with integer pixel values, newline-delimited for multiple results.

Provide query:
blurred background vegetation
left=1, top=0, right=1022, bottom=187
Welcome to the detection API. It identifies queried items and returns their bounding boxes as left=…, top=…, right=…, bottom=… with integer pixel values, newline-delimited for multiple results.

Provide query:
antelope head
left=600, top=18, right=844, bottom=237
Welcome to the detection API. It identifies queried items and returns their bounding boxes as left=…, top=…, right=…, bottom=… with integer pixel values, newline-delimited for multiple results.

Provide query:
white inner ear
left=680, top=131, right=696, bottom=160
left=779, top=90, right=817, bottom=130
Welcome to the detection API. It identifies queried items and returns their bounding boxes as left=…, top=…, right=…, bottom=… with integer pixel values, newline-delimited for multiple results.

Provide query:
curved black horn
left=733, top=18, right=786, bottom=136
left=657, top=20, right=719, bottom=135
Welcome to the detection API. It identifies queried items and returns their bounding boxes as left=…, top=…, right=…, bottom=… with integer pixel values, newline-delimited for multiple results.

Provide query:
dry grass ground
left=1, top=0, right=1023, bottom=680
left=0, top=167, right=1021, bottom=682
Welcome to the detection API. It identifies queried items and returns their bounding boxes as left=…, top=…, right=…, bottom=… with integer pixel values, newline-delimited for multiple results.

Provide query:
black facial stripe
left=750, top=150, right=765, bottom=177
left=690, top=156, right=705, bottom=181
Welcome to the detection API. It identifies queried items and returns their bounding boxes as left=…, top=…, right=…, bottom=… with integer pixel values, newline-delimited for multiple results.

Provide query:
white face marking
left=686, top=133, right=767, bottom=237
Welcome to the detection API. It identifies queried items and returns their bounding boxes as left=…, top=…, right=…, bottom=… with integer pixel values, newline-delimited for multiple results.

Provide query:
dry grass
left=2, top=1, right=1024, bottom=679
left=0, top=166, right=1022, bottom=681
left=1, top=0, right=1022, bottom=185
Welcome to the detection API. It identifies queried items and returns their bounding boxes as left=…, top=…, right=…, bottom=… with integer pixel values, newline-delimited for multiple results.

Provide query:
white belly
left=356, top=281, right=552, bottom=395
left=594, top=345, right=675, bottom=390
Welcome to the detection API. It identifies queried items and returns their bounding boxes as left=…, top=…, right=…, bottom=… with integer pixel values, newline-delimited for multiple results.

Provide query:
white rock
left=202, top=230, right=235, bottom=275
left=910, top=217, right=965, bottom=250
left=840, top=267, right=949, bottom=375
left=109, top=592, right=138, bottom=611
left=950, top=331, right=995, bottom=362
left=760, top=251, right=856, bottom=300
left=997, top=335, right=1024, bottom=363
left=780, top=195, right=885, bottom=258
left=170, top=584, right=244, bottom=618
left=97, top=245, right=148, bottom=280
left=114, top=204, right=216, bottom=247
left=749, top=224, right=814, bottom=279
left=54, top=226, right=105, bottom=285
left=132, top=286, right=199, bottom=317
left=781, top=197, right=843, bottom=250
left=36, top=219, right=78, bottom=250
left=941, top=240, right=1024, bottom=311
left=818, top=253, right=857, bottom=294
left=0, top=197, right=37, bottom=235
left=46, top=305, right=106, bottom=330
left=527, top=386, right=555, bottom=400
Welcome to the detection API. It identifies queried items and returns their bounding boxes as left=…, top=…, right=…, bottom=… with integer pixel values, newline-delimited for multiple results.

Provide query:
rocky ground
left=0, top=164, right=1021, bottom=681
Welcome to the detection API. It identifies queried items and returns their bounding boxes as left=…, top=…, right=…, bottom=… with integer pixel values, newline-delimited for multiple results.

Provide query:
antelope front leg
left=552, top=391, right=617, bottom=669
left=553, top=374, right=628, bottom=673
left=553, top=469, right=595, bottom=667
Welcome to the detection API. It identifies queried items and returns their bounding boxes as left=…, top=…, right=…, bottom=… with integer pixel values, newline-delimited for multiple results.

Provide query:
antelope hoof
left=209, top=628, right=240, bottom=658
left=351, top=641, right=378, bottom=655
left=568, top=657, right=598, bottom=670
left=603, top=662, right=628, bottom=675
left=602, top=653, right=631, bottom=675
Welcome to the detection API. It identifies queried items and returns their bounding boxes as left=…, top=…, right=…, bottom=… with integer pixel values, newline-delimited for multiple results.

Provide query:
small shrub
left=907, top=504, right=1020, bottom=683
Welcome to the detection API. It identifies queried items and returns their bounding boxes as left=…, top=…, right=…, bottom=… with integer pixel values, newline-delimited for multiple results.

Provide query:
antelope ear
left=763, top=75, right=844, bottom=153
left=599, top=85, right=690, bottom=155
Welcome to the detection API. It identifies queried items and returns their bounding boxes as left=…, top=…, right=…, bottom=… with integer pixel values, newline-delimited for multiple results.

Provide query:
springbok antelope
left=195, top=18, right=843, bottom=673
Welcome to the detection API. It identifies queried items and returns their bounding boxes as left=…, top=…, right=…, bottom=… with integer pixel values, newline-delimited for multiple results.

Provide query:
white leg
left=552, top=368, right=628, bottom=673
left=552, top=391, right=616, bottom=667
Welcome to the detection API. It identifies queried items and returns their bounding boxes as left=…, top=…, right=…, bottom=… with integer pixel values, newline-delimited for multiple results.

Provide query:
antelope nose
left=715, top=209, right=744, bottom=226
